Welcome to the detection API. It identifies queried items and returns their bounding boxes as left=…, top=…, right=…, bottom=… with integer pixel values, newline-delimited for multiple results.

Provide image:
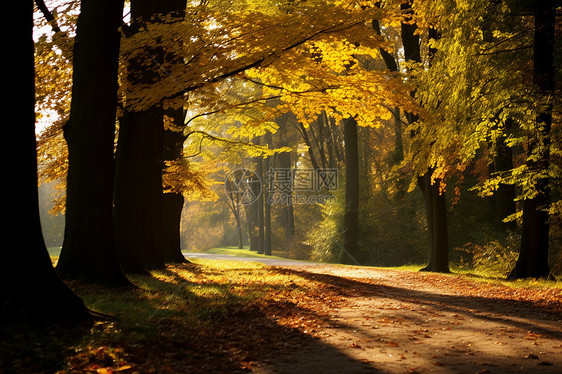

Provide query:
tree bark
left=114, top=0, right=187, bottom=273
left=114, top=109, right=166, bottom=273
left=162, top=193, right=188, bottom=262
left=2, top=0, right=91, bottom=325
left=245, top=195, right=260, bottom=251
left=417, top=173, right=450, bottom=273
left=56, top=0, right=130, bottom=286
left=225, top=184, right=245, bottom=249
left=245, top=169, right=261, bottom=251
left=257, top=154, right=265, bottom=254
left=263, top=132, right=273, bottom=255
left=509, top=0, right=554, bottom=279
left=343, top=117, right=360, bottom=260
left=162, top=107, right=189, bottom=263
left=275, top=118, right=296, bottom=246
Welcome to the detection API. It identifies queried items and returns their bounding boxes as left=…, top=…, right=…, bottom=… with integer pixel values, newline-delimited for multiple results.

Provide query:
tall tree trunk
left=56, top=0, right=129, bottom=286
left=225, top=175, right=245, bottom=250
left=343, top=117, right=360, bottom=260
left=3, top=0, right=91, bottom=325
left=295, top=121, right=320, bottom=170
left=162, top=107, right=189, bottom=263
left=262, top=132, right=273, bottom=255
left=372, top=19, right=405, bottom=199
left=257, top=154, right=265, bottom=254
left=276, top=118, right=296, bottom=246
left=509, top=0, right=554, bottom=279
left=162, top=193, right=188, bottom=262
left=400, top=3, right=450, bottom=273
left=114, top=109, right=166, bottom=273
left=114, top=0, right=187, bottom=273
left=320, top=111, right=336, bottom=169
left=245, top=185, right=260, bottom=251
left=417, top=173, right=450, bottom=272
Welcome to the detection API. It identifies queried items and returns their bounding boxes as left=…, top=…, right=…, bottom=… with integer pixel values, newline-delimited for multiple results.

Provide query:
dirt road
left=248, top=264, right=562, bottom=374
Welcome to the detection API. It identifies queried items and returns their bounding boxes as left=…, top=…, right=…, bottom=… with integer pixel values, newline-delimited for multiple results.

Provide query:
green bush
left=454, top=234, right=519, bottom=277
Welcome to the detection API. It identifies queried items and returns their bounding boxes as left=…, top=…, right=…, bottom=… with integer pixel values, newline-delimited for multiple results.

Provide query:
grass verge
left=5, top=258, right=337, bottom=374
left=200, top=246, right=298, bottom=261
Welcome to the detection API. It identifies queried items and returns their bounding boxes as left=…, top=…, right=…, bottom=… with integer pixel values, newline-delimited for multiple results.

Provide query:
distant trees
left=32, top=0, right=559, bottom=281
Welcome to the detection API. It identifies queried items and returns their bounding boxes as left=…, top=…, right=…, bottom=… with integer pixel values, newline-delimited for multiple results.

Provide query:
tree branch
left=35, top=0, right=61, bottom=33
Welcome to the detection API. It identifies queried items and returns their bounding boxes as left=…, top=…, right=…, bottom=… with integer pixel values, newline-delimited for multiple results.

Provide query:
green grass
left=449, top=266, right=562, bottom=289
left=202, top=246, right=301, bottom=261
left=333, top=261, right=562, bottom=290
left=7, top=258, right=331, bottom=373
left=370, top=263, right=562, bottom=290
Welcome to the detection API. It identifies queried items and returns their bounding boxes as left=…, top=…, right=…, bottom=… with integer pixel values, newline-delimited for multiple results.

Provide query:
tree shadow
left=29, top=263, right=385, bottom=373
left=272, top=267, right=562, bottom=337
left=0, top=317, right=92, bottom=374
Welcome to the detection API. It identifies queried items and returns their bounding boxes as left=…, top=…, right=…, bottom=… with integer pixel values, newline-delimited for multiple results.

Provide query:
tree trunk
left=245, top=197, right=260, bottom=251
left=114, top=109, right=166, bottom=273
left=494, top=119, right=516, bottom=232
left=263, top=133, right=273, bottom=255
left=257, top=156, right=265, bottom=254
left=3, top=0, right=91, bottom=325
left=235, top=209, right=245, bottom=249
left=343, top=117, right=360, bottom=260
left=295, top=122, right=320, bottom=170
left=276, top=125, right=296, bottom=246
left=56, top=0, right=129, bottom=286
left=509, top=0, right=554, bottom=279
left=245, top=170, right=261, bottom=251
left=400, top=4, right=450, bottom=273
left=418, top=173, right=450, bottom=273
left=162, top=192, right=188, bottom=262
left=114, top=0, right=187, bottom=272
left=162, top=107, right=189, bottom=263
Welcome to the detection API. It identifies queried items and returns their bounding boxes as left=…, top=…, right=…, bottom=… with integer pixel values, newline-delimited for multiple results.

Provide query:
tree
left=2, top=0, right=90, bottom=324
left=509, top=0, right=556, bottom=279
left=114, top=0, right=189, bottom=273
left=55, top=0, right=130, bottom=286
left=343, top=117, right=360, bottom=259
left=225, top=169, right=250, bottom=249
left=369, top=0, right=450, bottom=272
left=408, top=0, right=560, bottom=278
left=113, top=0, right=383, bottom=266
left=263, top=131, right=274, bottom=255
left=162, top=108, right=190, bottom=263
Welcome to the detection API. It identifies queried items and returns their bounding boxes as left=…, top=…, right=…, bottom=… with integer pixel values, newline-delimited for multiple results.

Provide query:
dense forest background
left=32, top=0, right=560, bottom=285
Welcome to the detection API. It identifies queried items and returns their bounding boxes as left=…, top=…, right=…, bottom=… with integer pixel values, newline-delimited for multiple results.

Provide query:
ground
left=183, top=252, right=562, bottom=374
left=4, top=251, right=561, bottom=374
left=250, top=264, right=562, bottom=374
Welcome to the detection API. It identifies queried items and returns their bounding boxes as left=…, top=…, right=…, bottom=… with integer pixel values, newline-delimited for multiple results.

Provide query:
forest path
left=247, top=264, right=562, bottom=374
